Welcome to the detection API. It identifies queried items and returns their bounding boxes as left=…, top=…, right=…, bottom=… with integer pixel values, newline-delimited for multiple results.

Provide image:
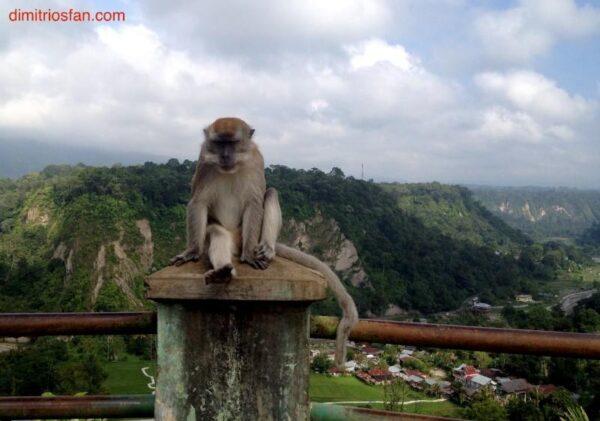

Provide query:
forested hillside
left=0, top=163, right=577, bottom=315
left=471, top=186, right=600, bottom=241
left=380, top=182, right=529, bottom=252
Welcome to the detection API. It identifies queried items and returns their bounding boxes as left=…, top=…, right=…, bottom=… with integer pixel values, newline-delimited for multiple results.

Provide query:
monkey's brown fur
left=171, top=117, right=358, bottom=365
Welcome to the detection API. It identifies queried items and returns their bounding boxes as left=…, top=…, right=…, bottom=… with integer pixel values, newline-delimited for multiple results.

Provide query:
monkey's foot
left=205, top=264, right=235, bottom=284
left=251, top=243, right=275, bottom=270
left=170, top=250, right=200, bottom=266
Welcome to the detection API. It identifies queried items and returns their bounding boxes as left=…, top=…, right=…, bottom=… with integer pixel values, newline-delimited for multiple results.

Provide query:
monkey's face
left=204, top=136, right=252, bottom=174
left=202, top=118, right=255, bottom=173
left=214, top=140, right=238, bottom=173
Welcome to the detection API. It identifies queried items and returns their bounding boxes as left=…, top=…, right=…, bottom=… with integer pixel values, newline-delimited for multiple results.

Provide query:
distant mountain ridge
left=0, top=139, right=166, bottom=179
left=470, top=186, right=600, bottom=241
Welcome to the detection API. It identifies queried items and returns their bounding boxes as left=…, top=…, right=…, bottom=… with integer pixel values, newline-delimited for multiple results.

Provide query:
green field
left=102, top=364, right=461, bottom=418
left=103, top=356, right=157, bottom=394
left=309, top=373, right=386, bottom=402
left=309, top=373, right=427, bottom=402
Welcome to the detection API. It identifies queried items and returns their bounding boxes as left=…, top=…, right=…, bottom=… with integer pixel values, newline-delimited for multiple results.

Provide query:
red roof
left=464, top=365, right=479, bottom=376
left=368, top=368, right=389, bottom=377
left=537, top=384, right=557, bottom=395
left=356, top=371, right=371, bottom=381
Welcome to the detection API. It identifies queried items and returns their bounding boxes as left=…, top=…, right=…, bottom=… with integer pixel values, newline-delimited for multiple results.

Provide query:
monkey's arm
left=275, top=243, right=359, bottom=367
left=240, top=198, right=265, bottom=268
left=170, top=197, right=207, bottom=266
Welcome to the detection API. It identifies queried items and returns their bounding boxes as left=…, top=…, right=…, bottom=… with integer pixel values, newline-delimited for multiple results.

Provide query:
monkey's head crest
left=204, top=117, right=255, bottom=142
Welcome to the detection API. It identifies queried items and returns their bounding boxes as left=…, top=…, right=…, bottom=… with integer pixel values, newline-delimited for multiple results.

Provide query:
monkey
left=170, top=117, right=358, bottom=366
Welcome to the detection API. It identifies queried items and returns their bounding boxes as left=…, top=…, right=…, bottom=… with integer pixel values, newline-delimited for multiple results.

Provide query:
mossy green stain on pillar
left=146, top=257, right=327, bottom=421
left=155, top=303, right=189, bottom=420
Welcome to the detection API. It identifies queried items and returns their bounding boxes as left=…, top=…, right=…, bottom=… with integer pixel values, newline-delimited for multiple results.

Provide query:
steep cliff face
left=89, top=222, right=153, bottom=309
left=0, top=173, right=174, bottom=312
left=280, top=211, right=369, bottom=288
left=471, top=187, right=600, bottom=240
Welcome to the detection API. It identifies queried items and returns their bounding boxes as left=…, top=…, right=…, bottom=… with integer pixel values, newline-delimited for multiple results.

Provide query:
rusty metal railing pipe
left=2, top=312, right=599, bottom=359
left=0, top=395, right=459, bottom=420
left=0, top=395, right=154, bottom=419
left=311, top=316, right=600, bottom=359
left=0, top=312, right=156, bottom=337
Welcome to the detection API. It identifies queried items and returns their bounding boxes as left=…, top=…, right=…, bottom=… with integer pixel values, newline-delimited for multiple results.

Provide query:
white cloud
left=475, top=70, right=592, bottom=122
left=474, top=0, right=600, bottom=63
left=476, top=107, right=544, bottom=143
left=141, top=0, right=391, bottom=57
left=0, top=1, right=598, bottom=187
left=346, top=39, right=419, bottom=71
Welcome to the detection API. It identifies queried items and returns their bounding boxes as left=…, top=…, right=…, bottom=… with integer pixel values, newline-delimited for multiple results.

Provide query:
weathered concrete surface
left=146, top=257, right=326, bottom=301
left=147, top=258, right=326, bottom=421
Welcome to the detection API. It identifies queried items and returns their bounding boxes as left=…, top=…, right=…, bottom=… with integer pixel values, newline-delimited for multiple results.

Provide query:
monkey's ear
left=249, top=128, right=255, bottom=138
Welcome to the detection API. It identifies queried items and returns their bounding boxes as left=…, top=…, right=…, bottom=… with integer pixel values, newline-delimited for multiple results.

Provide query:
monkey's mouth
left=218, top=163, right=237, bottom=173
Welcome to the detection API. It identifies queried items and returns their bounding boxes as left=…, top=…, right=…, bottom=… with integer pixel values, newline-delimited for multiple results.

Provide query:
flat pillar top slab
left=146, top=257, right=327, bottom=302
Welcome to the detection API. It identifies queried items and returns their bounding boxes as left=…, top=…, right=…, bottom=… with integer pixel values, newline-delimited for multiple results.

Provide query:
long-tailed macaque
left=170, top=117, right=358, bottom=366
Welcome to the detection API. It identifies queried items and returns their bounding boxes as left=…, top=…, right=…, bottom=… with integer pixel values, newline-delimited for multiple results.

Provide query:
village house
left=368, top=368, right=394, bottom=385
left=480, top=368, right=503, bottom=379
left=401, top=369, right=427, bottom=389
left=406, top=375, right=425, bottom=389
left=515, top=294, right=534, bottom=303
left=388, top=364, right=402, bottom=377
left=467, top=374, right=493, bottom=389
left=464, top=374, right=495, bottom=398
left=453, top=364, right=479, bottom=381
left=536, top=384, right=558, bottom=396
left=355, top=371, right=374, bottom=385
left=437, top=380, right=453, bottom=396
left=424, top=378, right=453, bottom=396
left=500, top=378, right=533, bottom=398
left=362, top=346, right=383, bottom=357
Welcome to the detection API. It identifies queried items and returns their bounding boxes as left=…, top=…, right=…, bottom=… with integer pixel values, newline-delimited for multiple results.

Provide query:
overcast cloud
left=0, top=0, right=599, bottom=187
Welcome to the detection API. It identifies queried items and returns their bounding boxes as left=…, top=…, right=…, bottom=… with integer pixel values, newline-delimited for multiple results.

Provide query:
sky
left=0, top=0, right=599, bottom=187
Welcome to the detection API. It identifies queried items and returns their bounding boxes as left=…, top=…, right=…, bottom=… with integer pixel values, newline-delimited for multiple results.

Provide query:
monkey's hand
left=240, top=244, right=272, bottom=270
left=248, top=242, right=275, bottom=270
left=169, top=249, right=201, bottom=266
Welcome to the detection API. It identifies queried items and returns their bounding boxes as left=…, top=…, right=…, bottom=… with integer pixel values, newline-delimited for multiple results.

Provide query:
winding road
left=560, top=289, right=597, bottom=315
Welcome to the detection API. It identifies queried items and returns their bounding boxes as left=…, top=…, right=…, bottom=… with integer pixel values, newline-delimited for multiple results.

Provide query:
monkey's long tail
left=275, top=243, right=359, bottom=367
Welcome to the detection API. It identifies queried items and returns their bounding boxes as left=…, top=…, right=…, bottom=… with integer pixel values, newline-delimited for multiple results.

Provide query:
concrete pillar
left=146, top=257, right=326, bottom=421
